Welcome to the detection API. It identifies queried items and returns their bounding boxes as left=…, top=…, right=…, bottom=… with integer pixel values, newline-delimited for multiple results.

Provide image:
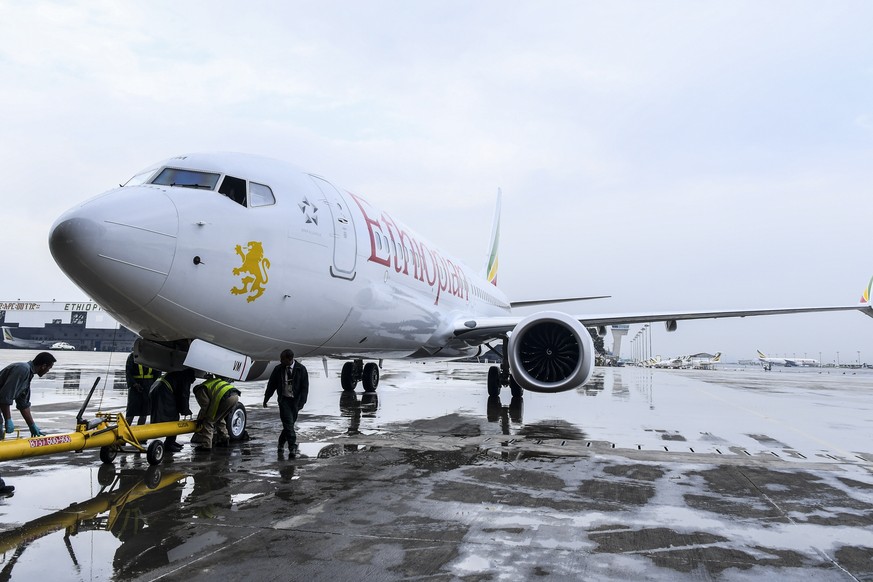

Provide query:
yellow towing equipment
left=0, top=377, right=198, bottom=466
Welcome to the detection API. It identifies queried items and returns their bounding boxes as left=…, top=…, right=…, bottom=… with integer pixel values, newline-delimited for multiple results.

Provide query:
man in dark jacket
left=149, top=368, right=195, bottom=452
left=263, top=349, right=308, bottom=454
left=124, top=353, right=155, bottom=425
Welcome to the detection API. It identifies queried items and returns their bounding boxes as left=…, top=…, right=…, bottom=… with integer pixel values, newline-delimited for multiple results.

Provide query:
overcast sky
left=1, top=1, right=872, bottom=363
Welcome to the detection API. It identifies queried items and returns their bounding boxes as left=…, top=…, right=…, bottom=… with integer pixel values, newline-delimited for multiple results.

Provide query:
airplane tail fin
left=484, top=188, right=501, bottom=287
left=1, top=326, right=13, bottom=342
left=713, top=352, right=721, bottom=362
left=756, top=349, right=767, bottom=359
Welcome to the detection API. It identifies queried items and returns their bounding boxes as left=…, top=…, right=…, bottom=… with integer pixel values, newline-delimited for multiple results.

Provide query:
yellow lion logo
left=231, top=241, right=271, bottom=302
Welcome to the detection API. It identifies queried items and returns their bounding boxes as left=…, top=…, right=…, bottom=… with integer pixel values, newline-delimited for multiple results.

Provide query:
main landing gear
left=341, top=359, right=380, bottom=392
left=487, top=338, right=523, bottom=398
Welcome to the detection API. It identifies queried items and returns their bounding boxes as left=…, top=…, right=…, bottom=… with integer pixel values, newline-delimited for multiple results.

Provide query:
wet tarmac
left=0, top=350, right=872, bottom=581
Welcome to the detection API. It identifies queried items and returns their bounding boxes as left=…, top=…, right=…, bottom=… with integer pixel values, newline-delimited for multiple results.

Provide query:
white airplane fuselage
left=49, top=153, right=509, bottom=367
left=49, top=152, right=869, bottom=392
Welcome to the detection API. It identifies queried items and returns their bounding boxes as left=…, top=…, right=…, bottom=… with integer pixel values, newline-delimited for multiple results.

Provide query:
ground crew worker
left=190, top=375, right=241, bottom=450
left=124, top=352, right=154, bottom=425
left=149, top=368, right=195, bottom=452
left=0, top=351, right=56, bottom=440
left=263, top=349, right=309, bottom=455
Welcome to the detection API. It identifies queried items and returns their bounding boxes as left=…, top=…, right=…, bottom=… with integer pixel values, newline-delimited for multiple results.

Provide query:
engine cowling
left=506, top=311, right=596, bottom=393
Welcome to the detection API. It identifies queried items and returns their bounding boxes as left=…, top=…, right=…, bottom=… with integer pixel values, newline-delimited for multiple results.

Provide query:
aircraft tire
left=341, top=362, right=357, bottom=392
left=362, top=362, right=379, bottom=392
left=509, top=375, right=524, bottom=398
left=487, top=366, right=501, bottom=397
left=146, top=440, right=164, bottom=465
left=99, top=445, right=117, bottom=464
left=225, top=402, right=247, bottom=441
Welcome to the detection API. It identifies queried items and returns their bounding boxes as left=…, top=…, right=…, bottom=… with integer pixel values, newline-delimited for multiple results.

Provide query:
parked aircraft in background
left=690, top=352, right=721, bottom=369
left=48, top=153, right=873, bottom=397
left=653, top=355, right=690, bottom=369
left=650, top=352, right=721, bottom=370
left=1, top=326, right=76, bottom=350
left=2, top=326, right=53, bottom=350
left=757, top=350, right=819, bottom=369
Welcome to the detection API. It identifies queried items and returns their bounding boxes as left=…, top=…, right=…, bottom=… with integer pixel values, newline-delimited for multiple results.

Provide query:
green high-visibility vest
left=202, top=378, right=237, bottom=419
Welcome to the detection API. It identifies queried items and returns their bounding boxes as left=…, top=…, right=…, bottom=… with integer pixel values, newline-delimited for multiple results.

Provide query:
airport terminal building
left=0, top=300, right=137, bottom=352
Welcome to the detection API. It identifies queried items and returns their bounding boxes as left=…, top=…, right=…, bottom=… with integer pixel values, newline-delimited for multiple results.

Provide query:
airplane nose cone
left=49, top=187, right=179, bottom=315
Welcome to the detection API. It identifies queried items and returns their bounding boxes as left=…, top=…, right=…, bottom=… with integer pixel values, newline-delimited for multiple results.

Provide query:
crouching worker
left=190, top=375, right=241, bottom=451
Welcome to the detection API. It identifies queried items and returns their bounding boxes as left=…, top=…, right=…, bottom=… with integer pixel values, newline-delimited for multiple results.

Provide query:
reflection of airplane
left=48, top=153, right=873, bottom=397
left=1, top=326, right=54, bottom=349
left=757, top=350, right=819, bottom=368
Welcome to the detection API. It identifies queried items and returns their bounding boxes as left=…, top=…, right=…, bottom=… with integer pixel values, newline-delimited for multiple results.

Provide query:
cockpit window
left=250, top=182, right=276, bottom=207
left=151, top=168, right=220, bottom=190
left=219, top=175, right=247, bottom=206
left=123, top=169, right=157, bottom=187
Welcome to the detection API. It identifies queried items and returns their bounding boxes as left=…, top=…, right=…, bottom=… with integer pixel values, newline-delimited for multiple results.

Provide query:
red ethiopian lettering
left=348, top=192, right=391, bottom=267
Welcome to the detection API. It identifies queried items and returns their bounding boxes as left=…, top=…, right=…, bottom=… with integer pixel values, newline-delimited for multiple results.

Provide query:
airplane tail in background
left=2, top=326, right=14, bottom=343
left=484, top=188, right=501, bottom=287
left=756, top=350, right=767, bottom=359
left=712, top=352, right=722, bottom=362
left=862, top=275, right=873, bottom=303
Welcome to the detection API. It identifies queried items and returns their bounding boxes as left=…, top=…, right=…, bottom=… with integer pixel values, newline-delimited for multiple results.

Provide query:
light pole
left=646, top=323, right=652, bottom=359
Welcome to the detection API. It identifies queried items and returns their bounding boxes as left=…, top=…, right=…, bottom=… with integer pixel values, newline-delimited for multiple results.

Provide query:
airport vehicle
left=49, top=341, right=75, bottom=350
left=48, top=153, right=873, bottom=396
left=757, top=350, right=819, bottom=368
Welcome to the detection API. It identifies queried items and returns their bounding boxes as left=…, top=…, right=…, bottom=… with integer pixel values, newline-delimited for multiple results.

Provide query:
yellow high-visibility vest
left=201, top=378, right=237, bottom=418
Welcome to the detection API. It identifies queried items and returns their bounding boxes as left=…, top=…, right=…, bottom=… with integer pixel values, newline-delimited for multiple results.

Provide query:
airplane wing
left=454, top=303, right=873, bottom=342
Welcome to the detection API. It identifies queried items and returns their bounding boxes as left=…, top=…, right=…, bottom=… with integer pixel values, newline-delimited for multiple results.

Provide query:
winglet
left=862, top=275, right=873, bottom=304
left=484, top=188, right=501, bottom=287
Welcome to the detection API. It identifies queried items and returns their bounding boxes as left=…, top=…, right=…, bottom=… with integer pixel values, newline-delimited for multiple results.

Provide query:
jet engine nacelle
left=506, top=311, right=596, bottom=393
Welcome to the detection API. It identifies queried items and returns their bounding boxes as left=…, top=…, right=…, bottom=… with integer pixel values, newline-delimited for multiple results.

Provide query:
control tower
left=611, top=324, right=629, bottom=359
